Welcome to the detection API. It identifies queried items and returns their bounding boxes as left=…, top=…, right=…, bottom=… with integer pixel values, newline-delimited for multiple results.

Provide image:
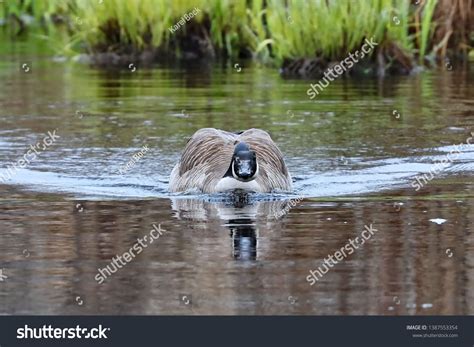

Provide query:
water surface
left=0, top=47, right=473, bottom=314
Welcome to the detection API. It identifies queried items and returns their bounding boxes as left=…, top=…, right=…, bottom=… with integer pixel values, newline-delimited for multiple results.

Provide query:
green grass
left=0, top=0, right=447, bottom=65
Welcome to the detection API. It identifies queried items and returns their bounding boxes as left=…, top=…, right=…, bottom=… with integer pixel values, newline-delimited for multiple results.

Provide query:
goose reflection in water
left=227, top=218, right=257, bottom=260
left=170, top=194, right=292, bottom=260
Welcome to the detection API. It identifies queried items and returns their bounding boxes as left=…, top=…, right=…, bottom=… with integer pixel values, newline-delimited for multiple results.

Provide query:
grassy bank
left=0, top=0, right=472, bottom=74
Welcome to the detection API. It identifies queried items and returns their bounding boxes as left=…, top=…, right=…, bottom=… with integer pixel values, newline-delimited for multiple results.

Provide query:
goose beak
left=237, top=160, right=253, bottom=180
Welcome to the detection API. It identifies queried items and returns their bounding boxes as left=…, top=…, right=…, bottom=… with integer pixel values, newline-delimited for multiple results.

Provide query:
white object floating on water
left=430, top=218, right=447, bottom=225
left=447, top=126, right=466, bottom=132
left=387, top=306, right=395, bottom=311
left=421, top=303, right=433, bottom=309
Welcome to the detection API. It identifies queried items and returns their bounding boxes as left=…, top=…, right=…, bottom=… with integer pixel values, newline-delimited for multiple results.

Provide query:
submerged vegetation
left=0, top=0, right=472, bottom=75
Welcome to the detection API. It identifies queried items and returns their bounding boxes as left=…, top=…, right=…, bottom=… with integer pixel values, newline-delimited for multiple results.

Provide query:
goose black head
left=229, top=142, right=258, bottom=182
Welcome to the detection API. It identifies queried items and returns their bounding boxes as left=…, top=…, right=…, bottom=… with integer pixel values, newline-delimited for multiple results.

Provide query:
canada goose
left=169, top=128, right=292, bottom=193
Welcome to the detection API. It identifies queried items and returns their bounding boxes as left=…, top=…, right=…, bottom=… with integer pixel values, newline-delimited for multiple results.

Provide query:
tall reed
left=1, top=0, right=468, bottom=66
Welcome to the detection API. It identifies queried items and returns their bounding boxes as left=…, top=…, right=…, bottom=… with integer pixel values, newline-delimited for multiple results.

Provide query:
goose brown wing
left=178, top=128, right=236, bottom=182
left=240, top=128, right=291, bottom=190
left=240, top=129, right=288, bottom=175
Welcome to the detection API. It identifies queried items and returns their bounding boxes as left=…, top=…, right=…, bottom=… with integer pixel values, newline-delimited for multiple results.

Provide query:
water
left=0, top=47, right=473, bottom=314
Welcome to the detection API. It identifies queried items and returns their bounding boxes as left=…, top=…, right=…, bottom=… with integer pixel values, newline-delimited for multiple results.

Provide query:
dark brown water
left=0, top=46, right=473, bottom=314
